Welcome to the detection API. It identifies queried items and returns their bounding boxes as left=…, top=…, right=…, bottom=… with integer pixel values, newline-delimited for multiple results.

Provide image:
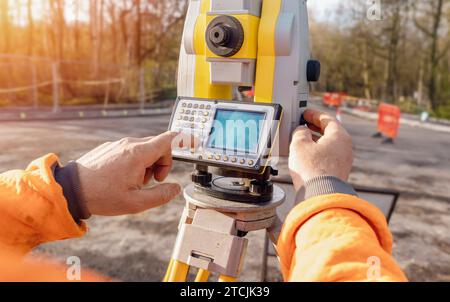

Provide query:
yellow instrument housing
left=177, top=0, right=313, bottom=157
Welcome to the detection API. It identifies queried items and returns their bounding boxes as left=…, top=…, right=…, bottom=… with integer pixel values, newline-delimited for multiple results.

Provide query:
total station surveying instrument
left=164, top=0, right=320, bottom=282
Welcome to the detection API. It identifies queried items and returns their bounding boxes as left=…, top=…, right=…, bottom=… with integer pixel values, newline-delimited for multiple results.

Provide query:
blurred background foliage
left=311, top=0, right=450, bottom=118
left=0, top=0, right=449, bottom=118
left=0, top=0, right=187, bottom=107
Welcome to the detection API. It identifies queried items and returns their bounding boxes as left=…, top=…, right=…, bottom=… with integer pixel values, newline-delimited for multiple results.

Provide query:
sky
left=9, top=0, right=89, bottom=25
left=8, top=0, right=342, bottom=25
left=308, top=0, right=341, bottom=20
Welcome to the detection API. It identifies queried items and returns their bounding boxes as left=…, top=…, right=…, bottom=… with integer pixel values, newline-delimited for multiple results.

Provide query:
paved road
left=0, top=106, right=449, bottom=281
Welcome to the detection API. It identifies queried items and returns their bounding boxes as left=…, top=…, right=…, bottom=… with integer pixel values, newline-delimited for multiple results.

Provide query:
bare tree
left=384, top=1, right=406, bottom=103
left=0, top=0, right=194, bottom=106
left=0, top=0, right=11, bottom=53
left=49, top=0, right=66, bottom=61
left=90, top=0, right=100, bottom=74
left=27, top=0, right=34, bottom=56
left=73, top=0, right=82, bottom=56
left=108, top=1, right=120, bottom=63
left=414, top=0, right=449, bottom=111
left=135, top=0, right=142, bottom=67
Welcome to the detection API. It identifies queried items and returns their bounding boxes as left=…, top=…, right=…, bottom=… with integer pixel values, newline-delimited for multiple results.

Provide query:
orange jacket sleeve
left=277, top=194, right=407, bottom=282
left=0, top=249, right=106, bottom=282
left=0, top=154, right=86, bottom=256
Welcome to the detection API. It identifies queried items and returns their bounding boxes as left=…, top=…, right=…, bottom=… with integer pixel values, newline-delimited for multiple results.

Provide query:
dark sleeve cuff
left=53, top=162, right=91, bottom=223
left=303, top=175, right=358, bottom=200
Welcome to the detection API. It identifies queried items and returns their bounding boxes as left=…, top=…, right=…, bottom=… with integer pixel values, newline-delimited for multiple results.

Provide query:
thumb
left=129, top=183, right=182, bottom=212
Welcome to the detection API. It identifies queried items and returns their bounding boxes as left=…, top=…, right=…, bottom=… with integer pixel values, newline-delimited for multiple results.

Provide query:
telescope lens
left=206, top=16, right=244, bottom=57
left=209, top=25, right=231, bottom=46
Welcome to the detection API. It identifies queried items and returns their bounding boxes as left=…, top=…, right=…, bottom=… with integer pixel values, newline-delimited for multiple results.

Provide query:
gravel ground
left=0, top=104, right=449, bottom=282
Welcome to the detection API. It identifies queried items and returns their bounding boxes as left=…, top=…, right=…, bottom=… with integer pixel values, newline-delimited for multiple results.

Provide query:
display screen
left=207, top=109, right=266, bottom=153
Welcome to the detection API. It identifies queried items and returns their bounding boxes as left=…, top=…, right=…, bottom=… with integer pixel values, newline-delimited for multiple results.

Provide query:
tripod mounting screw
left=250, top=180, right=274, bottom=196
left=270, top=168, right=279, bottom=176
left=192, top=171, right=213, bottom=187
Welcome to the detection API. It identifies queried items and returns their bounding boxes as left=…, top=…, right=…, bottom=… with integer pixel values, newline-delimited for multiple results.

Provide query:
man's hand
left=76, top=132, right=181, bottom=216
left=289, top=109, right=353, bottom=191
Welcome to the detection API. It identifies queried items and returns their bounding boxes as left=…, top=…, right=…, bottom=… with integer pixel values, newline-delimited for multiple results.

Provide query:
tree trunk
left=56, top=0, right=65, bottom=62
left=135, top=0, right=142, bottom=67
left=428, top=0, right=444, bottom=111
left=90, top=0, right=100, bottom=75
left=48, top=0, right=67, bottom=101
left=74, top=0, right=81, bottom=56
left=385, top=3, right=401, bottom=103
left=98, top=0, right=105, bottom=69
left=362, top=41, right=372, bottom=100
left=27, top=0, right=34, bottom=56
left=417, top=57, right=426, bottom=108
left=0, top=0, right=11, bottom=53
left=109, top=3, right=119, bottom=64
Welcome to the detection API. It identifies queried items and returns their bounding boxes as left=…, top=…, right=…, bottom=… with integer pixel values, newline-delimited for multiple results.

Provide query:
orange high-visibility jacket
left=0, top=154, right=407, bottom=282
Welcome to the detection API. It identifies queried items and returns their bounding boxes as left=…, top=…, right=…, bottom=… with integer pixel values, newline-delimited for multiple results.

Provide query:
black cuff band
left=53, top=162, right=91, bottom=223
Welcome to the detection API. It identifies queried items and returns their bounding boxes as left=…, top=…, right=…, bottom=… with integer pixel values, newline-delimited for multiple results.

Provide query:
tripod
left=164, top=167, right=285, bottom=282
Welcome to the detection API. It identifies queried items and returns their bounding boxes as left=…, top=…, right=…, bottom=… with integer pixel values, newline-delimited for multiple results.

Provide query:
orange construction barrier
left=323, top=93, right=331, bottom=105
left=377, top=103, right=401, bottom=139
left=323, top=92, right=343, bottom=108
